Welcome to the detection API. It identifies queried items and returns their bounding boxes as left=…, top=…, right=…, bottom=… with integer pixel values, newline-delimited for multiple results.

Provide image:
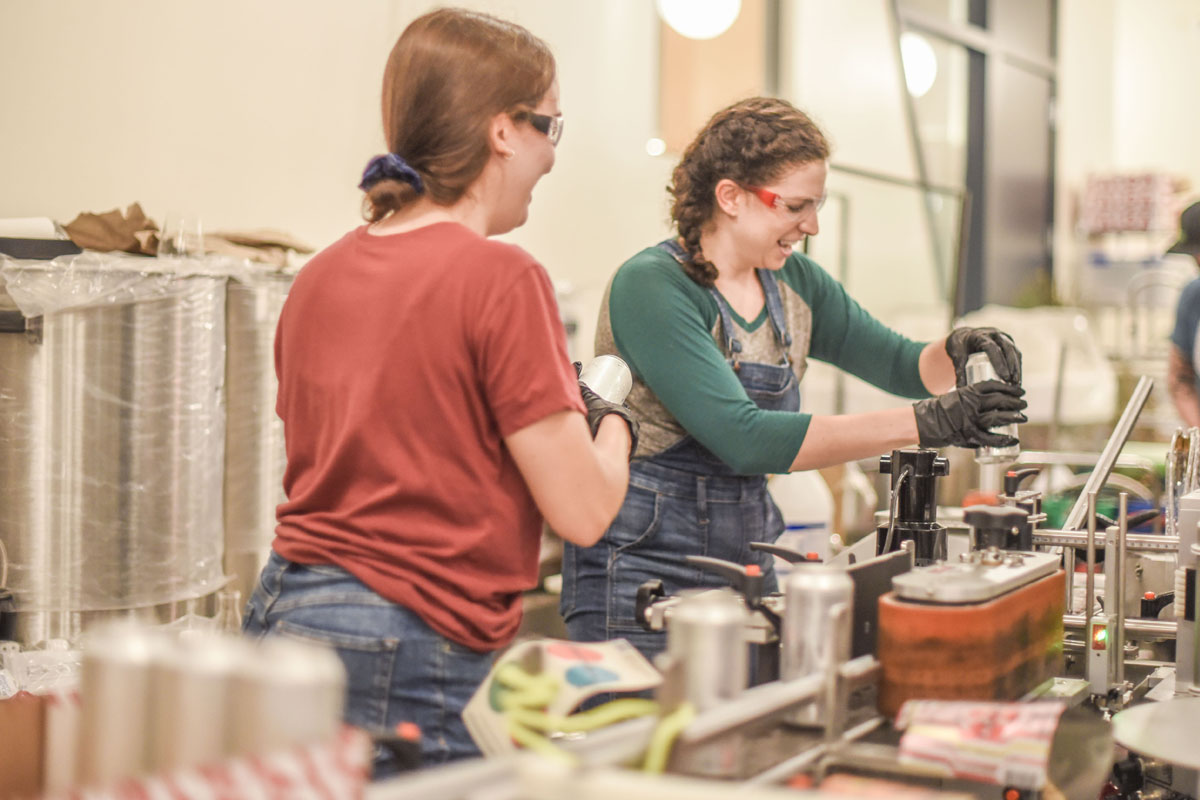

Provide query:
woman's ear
left=713, top=178, right=743, bottom=217
left=488, top=112, right=517, bottom=160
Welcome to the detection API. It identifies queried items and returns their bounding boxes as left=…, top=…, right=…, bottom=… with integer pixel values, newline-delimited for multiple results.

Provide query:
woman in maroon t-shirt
left=243, top=8, right=634, bottom=776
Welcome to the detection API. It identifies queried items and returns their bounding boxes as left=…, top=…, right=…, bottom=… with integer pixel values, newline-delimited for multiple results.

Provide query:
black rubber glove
left=574, top=362, right=639, bottom=459
left=944, top=327, right=1022, bottom=386
left=913, top=380, right=1028, bottom=449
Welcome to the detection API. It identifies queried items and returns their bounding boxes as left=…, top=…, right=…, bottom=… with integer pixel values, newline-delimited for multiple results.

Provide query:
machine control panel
left=891, top=550, right=1060, bottom=603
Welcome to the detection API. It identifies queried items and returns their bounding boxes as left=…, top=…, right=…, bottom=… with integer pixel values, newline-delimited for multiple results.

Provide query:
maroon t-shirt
left=272, top=222, right=586, bottom=652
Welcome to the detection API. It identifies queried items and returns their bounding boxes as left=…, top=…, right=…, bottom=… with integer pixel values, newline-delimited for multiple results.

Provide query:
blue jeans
left=242, top=552, right=495, bottom=777
left=560, top=461, right=781, bottom=666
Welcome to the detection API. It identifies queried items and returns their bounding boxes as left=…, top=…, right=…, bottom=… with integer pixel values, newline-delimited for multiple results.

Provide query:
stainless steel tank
left=223, top=269, right=292, bottom=606
left=0, top=255, right=227, bottom=644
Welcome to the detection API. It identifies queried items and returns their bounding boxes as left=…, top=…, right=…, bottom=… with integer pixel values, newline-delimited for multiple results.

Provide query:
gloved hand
left=575, top=362, right=639, bottom=459
left=913, top=380, right=1027, bottom=449
left=944, top=327, right=1022, bottom=387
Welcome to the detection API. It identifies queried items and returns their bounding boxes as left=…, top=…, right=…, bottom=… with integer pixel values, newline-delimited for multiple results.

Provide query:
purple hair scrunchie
left=359, top=153, right=425, bottom=194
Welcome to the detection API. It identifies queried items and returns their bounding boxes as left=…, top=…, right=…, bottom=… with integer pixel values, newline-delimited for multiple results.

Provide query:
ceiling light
left=655, top=0, right=742, bottom=41
left=900, top=32, right=938, bottom=98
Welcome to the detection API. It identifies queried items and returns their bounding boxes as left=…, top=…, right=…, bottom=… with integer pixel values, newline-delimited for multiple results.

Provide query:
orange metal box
left=876, top=570, right=1065, bottom=718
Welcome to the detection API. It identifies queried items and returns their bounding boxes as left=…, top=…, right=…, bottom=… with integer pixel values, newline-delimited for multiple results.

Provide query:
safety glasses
left=524, top=112, right=564, bottom=147
left=747, top=185, right=826, bottom=219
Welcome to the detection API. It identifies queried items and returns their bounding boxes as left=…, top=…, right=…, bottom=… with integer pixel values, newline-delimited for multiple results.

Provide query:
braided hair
left=669, top=97, right=831, bottom=286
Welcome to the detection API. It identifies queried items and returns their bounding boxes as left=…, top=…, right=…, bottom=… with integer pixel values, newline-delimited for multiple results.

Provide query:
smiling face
left=734, top=159, right=828, bottom=271
left=489, top=80, right=560, bottom=235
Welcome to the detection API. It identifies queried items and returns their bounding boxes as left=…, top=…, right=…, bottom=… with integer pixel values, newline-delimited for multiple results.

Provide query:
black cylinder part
left=964, top=504, right=1031, bottom=551
left=879, top=448, right=949, bottom=526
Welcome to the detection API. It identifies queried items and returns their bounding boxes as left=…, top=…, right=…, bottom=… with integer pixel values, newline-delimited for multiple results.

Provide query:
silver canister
left=148, top=632, right=248, bottom=772
left=663, top=589, right=747, bottom=779
left=578, top=354, right=633, bottom=404
left=964, top=351, right=1020, bottom=489
left=666, top=588, right=748, bottom=711
left=76, top=624, right=165, bottom=787
left=0, top=263, right=227, bottom=646
left=780, top=566, right=853, bottom=727
left=230, top=635, right=347, bottom=757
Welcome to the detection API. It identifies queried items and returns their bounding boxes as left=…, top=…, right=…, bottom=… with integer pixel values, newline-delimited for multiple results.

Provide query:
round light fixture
left=655, top=0, right=742, bottom=41
left=900, top=32, right=938, bottom=98
left=645, top=138, right=667, bottom=157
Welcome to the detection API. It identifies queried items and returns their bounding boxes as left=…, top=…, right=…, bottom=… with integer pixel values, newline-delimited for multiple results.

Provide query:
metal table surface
left=1112, top=697, right=1200, bottom=769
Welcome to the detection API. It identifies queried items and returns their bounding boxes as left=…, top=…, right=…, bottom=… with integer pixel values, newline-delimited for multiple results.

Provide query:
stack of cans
left=74, top=623, right=345, bottom=788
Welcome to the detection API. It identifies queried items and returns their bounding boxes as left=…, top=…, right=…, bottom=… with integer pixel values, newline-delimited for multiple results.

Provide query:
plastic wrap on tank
left=223, top=266, right=294, bottom=603
left=0, top=252, right=238, bottom=635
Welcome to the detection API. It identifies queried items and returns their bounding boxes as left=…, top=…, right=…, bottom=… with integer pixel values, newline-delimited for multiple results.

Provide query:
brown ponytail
left=363, top=8, right=555, bottom=222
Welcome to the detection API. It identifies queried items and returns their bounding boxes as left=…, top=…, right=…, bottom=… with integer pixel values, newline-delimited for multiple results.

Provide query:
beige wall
left=0, top=0, right=674, bottom=360
left=2, top=1, right=1199, bottom=358
left=0, top=1, right=389, bottom=248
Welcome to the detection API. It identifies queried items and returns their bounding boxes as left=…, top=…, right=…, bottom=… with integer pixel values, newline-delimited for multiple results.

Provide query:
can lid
left=783, top=563, right=853, bottom=592
left=251, top=636, right=347, bottom=689
left=175, top=630, right=253, bottom=675
left=671, top=587, right=747, bottom=626
left=81, top=621, right=169, bottom=665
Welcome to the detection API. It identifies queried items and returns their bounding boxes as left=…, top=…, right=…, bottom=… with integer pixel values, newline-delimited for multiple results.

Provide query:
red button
left=745, top=564, right=761, bottom=576
left=806, top=552, right=820, bottom=561
left=1145, top=591, right=1156, bottom=600
left=395, top=721, right=421, bottom=741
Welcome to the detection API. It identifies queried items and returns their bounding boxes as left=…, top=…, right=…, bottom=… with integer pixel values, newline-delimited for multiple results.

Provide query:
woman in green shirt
left=559, top=97, right=1025, bottom=662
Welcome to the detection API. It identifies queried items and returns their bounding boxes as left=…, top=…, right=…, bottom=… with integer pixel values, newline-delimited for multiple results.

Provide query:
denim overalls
left=561, top=240, right=802, bottom=664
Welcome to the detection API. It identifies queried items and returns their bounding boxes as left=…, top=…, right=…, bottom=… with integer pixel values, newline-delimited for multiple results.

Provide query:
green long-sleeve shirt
left=594, top=246, right=931, bottom=474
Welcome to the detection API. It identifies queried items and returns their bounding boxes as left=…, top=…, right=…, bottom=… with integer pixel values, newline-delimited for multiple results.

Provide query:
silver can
left=780, top=566, right=853, bottom=726
left=148, top=631, right=248, bottom=772
left=664, top=588, right=748, bottom=778
left=76, top=623, right=165, bottom=787
left=965, top=351, right=1020, bottom=464
left=666, top=588, right=748, bottom=712
left=578, top=354, right=632, bottom=404
left=230, top=635, right=346, bottom=757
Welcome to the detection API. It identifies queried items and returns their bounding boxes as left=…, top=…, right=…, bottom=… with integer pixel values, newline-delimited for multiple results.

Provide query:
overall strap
left=656, top=238, right=689, bottom=263
left=707, top=287, right=744, bottom=366
left=757, top=268, right=793, bottom=353
left=656, top=239, right=746, bottom=366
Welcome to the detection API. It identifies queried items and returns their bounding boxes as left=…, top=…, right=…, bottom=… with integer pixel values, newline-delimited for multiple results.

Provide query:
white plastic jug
left=767, top=470, right=835, bottom=578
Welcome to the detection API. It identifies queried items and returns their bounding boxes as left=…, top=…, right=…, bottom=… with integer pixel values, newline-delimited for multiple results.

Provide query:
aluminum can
left=148, top=631, right=248, bottom=772
left=780, top=566, right=853, bottom=726
left=667, top=588, right=748, bottom=712
left=229, top=635, right=346, bottom=757
left=965, top=351, right=1020, bottom=464
left=665, top=588, right=747, bottom=778
left=76, top=623, right=164, bottom=786
left=578, top=355, right=632, bottom=404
